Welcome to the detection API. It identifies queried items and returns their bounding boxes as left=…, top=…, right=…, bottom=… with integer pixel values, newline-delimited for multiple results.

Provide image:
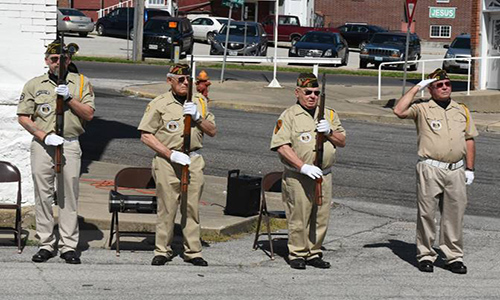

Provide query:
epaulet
left=458, top=103, right=471, bottom=131
left=196, top=95, right=207, bottom=118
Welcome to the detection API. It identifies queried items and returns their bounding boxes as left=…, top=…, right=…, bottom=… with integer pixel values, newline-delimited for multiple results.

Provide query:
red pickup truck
left=261, top=15, right=338, bottom=43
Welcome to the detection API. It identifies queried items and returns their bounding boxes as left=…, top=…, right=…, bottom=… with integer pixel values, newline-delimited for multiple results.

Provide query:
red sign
left=406, top=0, right=418, bottom=24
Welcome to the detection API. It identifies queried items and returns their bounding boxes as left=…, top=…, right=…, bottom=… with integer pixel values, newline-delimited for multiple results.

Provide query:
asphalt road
left=81, top=88, right=500, bottom=219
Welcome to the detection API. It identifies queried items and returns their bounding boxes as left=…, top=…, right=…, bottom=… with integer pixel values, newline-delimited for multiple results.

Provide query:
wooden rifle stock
left=313, top=74, right=327, bottom=206
left=181, top=56, right=195, bottom=201
left=55, top=33, right=66, bottom=174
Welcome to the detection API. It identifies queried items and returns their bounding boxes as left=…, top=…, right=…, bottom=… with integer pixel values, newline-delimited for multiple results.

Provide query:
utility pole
left=132, top=0, right=145, bottom=61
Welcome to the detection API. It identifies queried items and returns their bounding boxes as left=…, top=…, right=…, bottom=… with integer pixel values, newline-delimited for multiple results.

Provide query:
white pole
left=267, top=0, right=281, bottom=88
left=220, top=3, right=233, bottom=83
left=467, top=59, right=471, bottom=96
left=420, top=61, right=425, bottom=98
left=313, top=64, right=318, bottom=77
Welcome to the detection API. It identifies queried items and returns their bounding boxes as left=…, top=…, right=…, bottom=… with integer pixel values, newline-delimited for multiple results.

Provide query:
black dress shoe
left=289, top=259, right=306, bottom=270
left=60, top=251, right=81, bottom=264
left=32, top=249, right=53, bottom=263
left=306, top=257, right=331, bottom=269
left=151, top=255, right=172, bottom=266
left=185, top=257, right=208, bottom=267
left=418, top=260, right=434, bottom=273
left=445, top=261, right=467, bottom=274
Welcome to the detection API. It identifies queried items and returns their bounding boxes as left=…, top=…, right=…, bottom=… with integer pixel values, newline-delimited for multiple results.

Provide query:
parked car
left=359, top=32, right=421, bottom=70
left=95, top=8, right=170, bottom=38
left=142, top=17, right=194, bottom=58
left=289, top=31, right=349, bottom=66
left=191, top=16, right=232, bottom=42
left=57, top=8, right=94, bottom=37
left=442, top=34, right=471, bottom=73
left=210, top=21, right=268, bottom=56
left=261, top=15, right=338, bottom=43
left=337, top=23, right=387, bottom=49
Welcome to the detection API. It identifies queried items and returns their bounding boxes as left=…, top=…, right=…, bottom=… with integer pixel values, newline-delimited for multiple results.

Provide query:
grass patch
left=25, top=239, right=40, bottom=247
left=72, top=55, right=468, bottom=80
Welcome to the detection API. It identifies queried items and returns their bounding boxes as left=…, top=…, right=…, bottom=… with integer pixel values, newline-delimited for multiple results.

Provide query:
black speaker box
left=224, top=169, right=261, bottom=217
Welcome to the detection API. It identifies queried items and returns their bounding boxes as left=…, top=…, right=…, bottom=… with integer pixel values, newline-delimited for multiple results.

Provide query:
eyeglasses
left=303, top=90, right=320, bottom=96
left=175, top=76, right=190, bottom=84
left=433, top=81, right=451, bottom=89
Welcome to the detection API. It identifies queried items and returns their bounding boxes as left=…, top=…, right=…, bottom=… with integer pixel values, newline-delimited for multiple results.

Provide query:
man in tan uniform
left=17, top=40, right=95, bottom=264
left=138, top=64, right=216, bottom=267
left=394, top=69, right=477, bottom=274
left=270, top=73, right=346, bottom=270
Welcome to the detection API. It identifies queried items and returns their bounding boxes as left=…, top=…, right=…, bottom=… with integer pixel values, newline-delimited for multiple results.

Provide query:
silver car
left=58, top=8, right=94, bottom=37
left=443, top=34, right=471, bottom=73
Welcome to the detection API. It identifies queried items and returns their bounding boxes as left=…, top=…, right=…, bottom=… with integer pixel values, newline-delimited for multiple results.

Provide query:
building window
left=436, top=0, right=450, bottom=3
left=148, top=0, right=165, bottom=5
left=430, top=25, right=451, bottom=38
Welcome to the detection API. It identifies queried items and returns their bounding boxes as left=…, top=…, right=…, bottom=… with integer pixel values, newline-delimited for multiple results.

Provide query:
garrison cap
left=45, top=40, right=79, bottom=55
left=297, top=73, right=319, bottom=88
left=169, top=64, right=190, bottom=76
left=427, top=68, right=450, bottom=81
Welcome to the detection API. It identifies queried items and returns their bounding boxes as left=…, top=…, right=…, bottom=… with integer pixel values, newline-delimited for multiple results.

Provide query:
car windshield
left=144, top=19, right=180, bottom=34
left=59, top=9, right=86, bottom=16
left=301, top=33, right=336, bottom=44
left=220, top=24, right=257, bottom=36
left=371, top=34, right=406, bottom=44
left=450, top=37, right=470, bottom=49
left=368, top=25, right=386, bottom=32
left=217, top=19, right=229, bottom=25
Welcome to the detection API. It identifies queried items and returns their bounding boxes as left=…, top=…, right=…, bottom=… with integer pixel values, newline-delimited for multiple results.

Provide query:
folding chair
left=252, top=171, right=287, bottom=260
left=108, top=167, right=156, bottom=256
left=0, top=161, right=23, bottom=253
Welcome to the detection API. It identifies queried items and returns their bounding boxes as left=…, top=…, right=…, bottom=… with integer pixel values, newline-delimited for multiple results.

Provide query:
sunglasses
left=433, top=81, right=451, bottom=89
left=48, top=56, right=61, bottom=63
left=303, top=90, right=320, bottom=96
left=174, top=76, right=190, bottom=84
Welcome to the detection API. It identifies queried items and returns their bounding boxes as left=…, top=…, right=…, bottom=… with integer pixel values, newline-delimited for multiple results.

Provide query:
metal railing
left=98, top=0, right=134, bottom=19
left=377, top=56, right=500, bottom=100
left=187, top=55, right=341, bottom=79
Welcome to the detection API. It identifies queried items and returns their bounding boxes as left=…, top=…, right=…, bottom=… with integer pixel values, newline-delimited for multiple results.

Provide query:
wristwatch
left=466, top=167, right=475, bottom=171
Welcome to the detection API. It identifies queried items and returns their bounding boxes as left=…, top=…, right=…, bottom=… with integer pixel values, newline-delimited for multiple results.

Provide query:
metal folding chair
left=252, top=171, right=287, bottom=260
left=0, top=161, right=23, bottom=253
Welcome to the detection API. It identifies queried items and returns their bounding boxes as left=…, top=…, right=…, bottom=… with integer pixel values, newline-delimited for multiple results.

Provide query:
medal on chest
left=430, top=120, right=442, bottom=131
left=166, top=120, right=180, bottom=132
left=299, top=132, right=312, bottom=143
left=38, top=103, right=52, bottom=117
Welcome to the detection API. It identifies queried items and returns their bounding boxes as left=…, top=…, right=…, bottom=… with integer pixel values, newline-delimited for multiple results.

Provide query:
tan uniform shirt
left=138, top=92, right=214, bottom=151
left=270, top=104, right=345, bottom=170
left=407, top=99, right=478, bottom=163
left=17, top=72, right=95, bottom=138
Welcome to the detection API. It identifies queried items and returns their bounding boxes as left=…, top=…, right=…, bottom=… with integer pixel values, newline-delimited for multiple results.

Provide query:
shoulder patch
left=88, top=82, right=94, bottom=97
left=274, top=119, right=283, bottom=134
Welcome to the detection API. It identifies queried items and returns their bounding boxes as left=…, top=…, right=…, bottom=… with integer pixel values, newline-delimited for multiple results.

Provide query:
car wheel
left=442, top=63, right=451, bottom=73
left=79, top=32, right=88, bottom=37
left=97, top=24, right=105, bottom=36
left=341, top=53, right=349, bottom=66
left=207, top=32, right=215, bottom=44
left=409, top=61, right=418, bottom=71
left=359, top=59, right=368, bottom=69
left=260, top=45, right=267, bottom=56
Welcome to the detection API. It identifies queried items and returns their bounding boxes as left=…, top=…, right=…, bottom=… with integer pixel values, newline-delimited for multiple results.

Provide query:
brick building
left=315, top=0, right=473, bottom=43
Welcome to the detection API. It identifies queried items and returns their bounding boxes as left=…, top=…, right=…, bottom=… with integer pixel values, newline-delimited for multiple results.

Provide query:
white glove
left=299, top=164, right=323, bottom=180
left=465, top=170, right=474, bottom=185
left=44, top=133, right=64, bottom=146
left=54, top=85, right=71, bottom=101
left=183, top=102, right=201, bottom=121
left=170, top=150, right=191, bottom=166
left=416, top=78, right=437, bottom=92
left=316, top=119, right=331, bottom=135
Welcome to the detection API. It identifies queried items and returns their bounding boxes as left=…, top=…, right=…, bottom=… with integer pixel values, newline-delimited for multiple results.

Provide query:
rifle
left=55, top=33, right=67, bottom=174
left=313, top=73, right=327, bottom=206
left=180, top=56, right=195, bottom=203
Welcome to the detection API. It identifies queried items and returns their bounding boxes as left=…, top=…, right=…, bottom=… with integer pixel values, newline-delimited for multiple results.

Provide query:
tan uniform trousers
left=416, top=162, right=467, bottom=264
left=282, top=169, right=332, bottom=261
left=152, top=154, right=205, bottom=260
left=31, top=139, right=81, bottom=254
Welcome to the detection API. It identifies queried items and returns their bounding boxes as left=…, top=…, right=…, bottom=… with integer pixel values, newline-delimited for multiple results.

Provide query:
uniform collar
left=42, top=72, right=76, bottom=84
left=429, top=98, right=458, bottom=110
left=293, top=103, right=317, bottom=118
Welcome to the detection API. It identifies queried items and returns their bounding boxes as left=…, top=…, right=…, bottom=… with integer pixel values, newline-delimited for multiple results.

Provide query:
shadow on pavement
left=363, top=239, right=417, bottom=268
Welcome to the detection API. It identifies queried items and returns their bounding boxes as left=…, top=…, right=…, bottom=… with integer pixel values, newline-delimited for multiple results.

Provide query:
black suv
left=337, top=23, right=387, bottom=49
left=95, top=8, right=170, bottom=38
left=142, top=17, right=194, bottom=58
left=359, top=32, right=421, bottom=70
